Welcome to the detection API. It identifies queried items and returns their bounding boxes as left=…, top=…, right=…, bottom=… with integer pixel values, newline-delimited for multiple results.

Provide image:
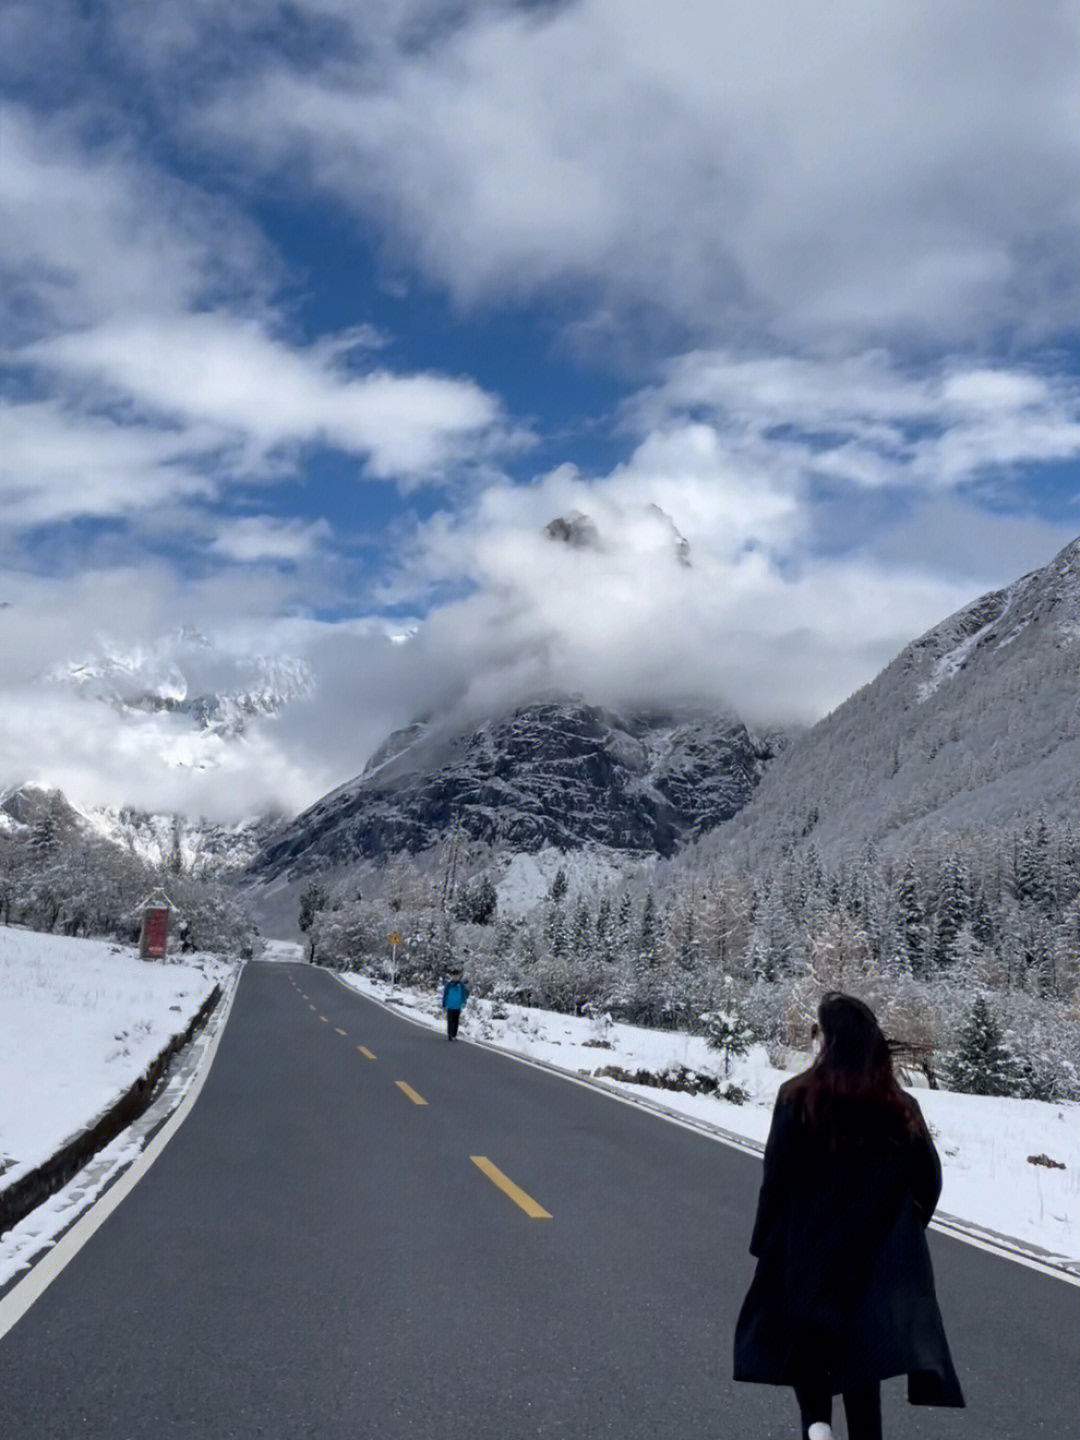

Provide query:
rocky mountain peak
left=250, top=698, right=778, bottom=881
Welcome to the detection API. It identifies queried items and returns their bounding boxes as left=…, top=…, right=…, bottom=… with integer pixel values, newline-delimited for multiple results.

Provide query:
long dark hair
left=787, top=992, right=918, bottom=1144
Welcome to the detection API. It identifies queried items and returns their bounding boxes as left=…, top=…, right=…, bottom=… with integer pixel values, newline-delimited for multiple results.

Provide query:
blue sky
left=4, top=1, right=1080, bottom=818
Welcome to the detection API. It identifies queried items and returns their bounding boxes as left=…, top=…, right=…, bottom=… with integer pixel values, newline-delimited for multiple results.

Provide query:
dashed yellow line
left=470, top=1157, right=551, bottom=1219
left=335, top=1027, right=347, bottom=1037
left=309, top=1004, right=317, bottom=1012
left=319, top=1015, right=328, bottom=1024
left=358, top=1046, right=376, bottom=1060
left=395, top=1081, right=428, bottom=1106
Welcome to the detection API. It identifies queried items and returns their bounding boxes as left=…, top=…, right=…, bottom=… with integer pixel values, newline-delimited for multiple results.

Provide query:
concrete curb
left=0, top=980, right=224, bottom=1241
left=324, top=965, right=1080, bottom=1288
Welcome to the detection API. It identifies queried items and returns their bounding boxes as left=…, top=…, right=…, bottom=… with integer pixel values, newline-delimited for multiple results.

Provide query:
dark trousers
left=794, top=1376, right=882, bottom=1440
left=792, top=1331, right=883, bottom=1440
left=446, top=1007, right=461, bottom=1039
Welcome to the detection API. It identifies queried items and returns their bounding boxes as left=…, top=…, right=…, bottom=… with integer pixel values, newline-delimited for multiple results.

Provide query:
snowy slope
left=0, top=783, right=271, bottom=875
left=722, top=533, right=1080, bottom=859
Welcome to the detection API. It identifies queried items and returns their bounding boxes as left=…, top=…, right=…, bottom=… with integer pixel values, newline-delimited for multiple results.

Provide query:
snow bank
left=0, top=928, right=231, bottom=1191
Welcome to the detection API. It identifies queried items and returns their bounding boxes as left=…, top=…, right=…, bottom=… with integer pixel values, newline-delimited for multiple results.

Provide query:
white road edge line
left=317, top=963, right=1080, bottom=1290
left=0, top=973, right=242, bottom=1342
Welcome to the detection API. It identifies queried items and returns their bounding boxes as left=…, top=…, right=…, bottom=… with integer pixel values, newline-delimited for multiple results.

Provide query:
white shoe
left=807, top=1425, right=834, bottom=1440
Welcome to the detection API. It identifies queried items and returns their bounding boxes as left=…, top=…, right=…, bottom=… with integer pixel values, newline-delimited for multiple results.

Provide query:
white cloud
left=210, top=515, right=332, bottom=563
left=634, top=351, right=1080, bottom=494
left=0, top=400, right=218, bottom=525
left=0, top=103, right=271, bottom=336
left=33, top=313, right=502, bottom=480
left=1, top=103, right=507, bottom=539
left=391, top=467, right=969, bottom=731
left=193, top=0, right=1080, bottom=345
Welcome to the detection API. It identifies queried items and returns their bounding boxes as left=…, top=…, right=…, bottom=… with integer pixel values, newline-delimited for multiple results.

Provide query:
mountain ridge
left=248, top=700, right=782, bottom=881
left=716, top=533, right=1080, bottom=862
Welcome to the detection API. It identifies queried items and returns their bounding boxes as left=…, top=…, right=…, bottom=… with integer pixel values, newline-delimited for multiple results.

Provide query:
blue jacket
left=441, top=979, right=469, bottom=1010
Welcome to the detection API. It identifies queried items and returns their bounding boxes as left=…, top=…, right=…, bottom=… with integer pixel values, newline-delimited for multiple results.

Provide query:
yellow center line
left=309, top=1004, right=317, bottom=1011
left=470, top=1157, right=552, bottom=1219
left=395, top=1081, right=428, bottom=1106
left=358, top=1046, right=376, bottom=1060
left=319, top=1015, right=328, bottom=1023
left=335, top=1027, right=347, bottom=1037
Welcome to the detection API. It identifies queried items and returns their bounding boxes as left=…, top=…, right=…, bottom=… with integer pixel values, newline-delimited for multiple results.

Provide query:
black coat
left=733, top=1079, right=964, bottom=1407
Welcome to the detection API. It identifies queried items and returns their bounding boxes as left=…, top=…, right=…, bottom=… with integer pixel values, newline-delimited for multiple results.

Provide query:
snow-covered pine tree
left=933, top=851, right=970, bottom=968
left=896, top=861, right=929, bottom=976
left=595, top=896, right=612, bottom=956
left=703, top=994, right=755, bottom=1077
left=549, top=866, right=569, bottom=903
left=638, top=892, right=659, bottom=969
left=943, top=995, right=1021, bottom=1096
left=571, top=897, right=593, bottom=962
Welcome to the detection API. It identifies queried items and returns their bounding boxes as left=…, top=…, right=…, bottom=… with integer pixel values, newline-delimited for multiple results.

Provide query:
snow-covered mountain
left=249, top=700, right=782, bottom=880
left=48, top=628, right=313, bottom=742
left=0, top=783, right=273, bottom=874
left=719, top=533, right=1080, bottom=860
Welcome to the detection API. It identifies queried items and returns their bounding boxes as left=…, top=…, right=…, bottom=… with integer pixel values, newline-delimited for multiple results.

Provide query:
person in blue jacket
left=441, top=967, right=469, bottom=1040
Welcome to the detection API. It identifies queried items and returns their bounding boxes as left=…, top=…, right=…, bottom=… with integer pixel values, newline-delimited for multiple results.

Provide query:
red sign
left=140, top=906, right=170, bottom=960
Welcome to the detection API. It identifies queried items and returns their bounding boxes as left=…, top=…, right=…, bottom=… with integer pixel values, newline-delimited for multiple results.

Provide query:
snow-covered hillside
left=0, top=783, right=271, bottom=876
left=720, top=533, right=1080, bottom=860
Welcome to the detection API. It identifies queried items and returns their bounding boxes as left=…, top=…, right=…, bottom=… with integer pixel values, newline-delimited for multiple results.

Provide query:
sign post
left=387, top=931, right=403, bottom=986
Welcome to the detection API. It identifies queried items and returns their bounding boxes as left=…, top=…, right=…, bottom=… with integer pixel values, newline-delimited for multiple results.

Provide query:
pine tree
left=569, top=897, right=591, bottom=955
left=896, top=862, right=928, bottom=975
left=703, top=998, right=755, bottom=1077
left=595, top=896, right=613, bottom=957
left=638, top=892, right=658, bottom=969
left=611, top=891, right=634, bottom=959
left=298, top=883, right=328, bottom=962
left=545, top=902, right=567, bottom=958
left=943, top=996, right=1020, bottom=1097
left=1013, top=820, right=1054, bottom=910
left=934, top=853, right=970, bottom=967
left=549, top=867, right=569, bottom=903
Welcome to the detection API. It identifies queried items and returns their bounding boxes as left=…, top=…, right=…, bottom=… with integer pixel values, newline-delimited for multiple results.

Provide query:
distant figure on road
left=733, top=991, right=964, bottom=1440
left=441, top=967, right=469, bottom=1041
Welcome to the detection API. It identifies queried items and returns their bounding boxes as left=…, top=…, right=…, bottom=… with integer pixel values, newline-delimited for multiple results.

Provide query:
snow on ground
left=0, top=927, right=232, bottom=1193
left=340, top=973, right=1080, bottom=1264
left=495, top=845, right=646, bottom=917
left=260, top=939, right=306, bottom=963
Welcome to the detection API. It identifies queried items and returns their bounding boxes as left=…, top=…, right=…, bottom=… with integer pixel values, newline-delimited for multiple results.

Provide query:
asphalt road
left=0, top=961, right=1077, bottom=1439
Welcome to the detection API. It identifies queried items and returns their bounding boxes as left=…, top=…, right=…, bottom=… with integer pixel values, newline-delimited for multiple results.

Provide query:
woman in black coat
left=733, top=992, right=964, bottom=1440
